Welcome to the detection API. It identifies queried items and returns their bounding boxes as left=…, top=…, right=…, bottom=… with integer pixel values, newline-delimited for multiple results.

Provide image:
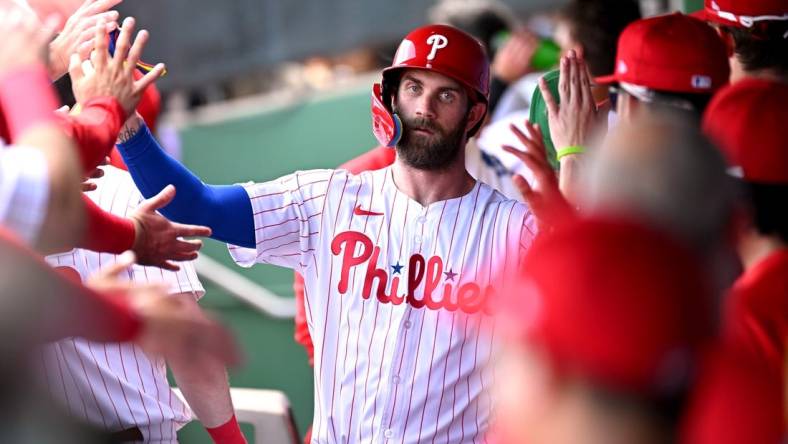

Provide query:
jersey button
left=417, top=216, right=426, bottom=224
left=404, top=320, right=412, bottom=329
left=384, top=429, right=394, bottom=439
left=392, top=375, right=401, bottom=384
left=414, top=235, right=422, bottom=244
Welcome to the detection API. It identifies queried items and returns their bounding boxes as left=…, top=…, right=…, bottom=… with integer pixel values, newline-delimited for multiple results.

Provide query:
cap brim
left=594, top=73, right=619, bottom=86
left=689, top=9, right=709, bottom=20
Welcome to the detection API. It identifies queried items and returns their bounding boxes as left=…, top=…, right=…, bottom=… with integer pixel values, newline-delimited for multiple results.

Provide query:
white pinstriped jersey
left=38, top=165, right=204, bottom=443
left=229, top=166, right=536, bottom=444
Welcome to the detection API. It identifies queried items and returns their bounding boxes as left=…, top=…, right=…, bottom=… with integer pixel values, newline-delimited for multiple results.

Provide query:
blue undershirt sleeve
left=115, top=124, right=256, bottom=248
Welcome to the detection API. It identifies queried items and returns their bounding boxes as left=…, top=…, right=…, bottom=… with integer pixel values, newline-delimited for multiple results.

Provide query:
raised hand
left=129, top=185, right=212, bottom=271
left=48, top=0, right=121, bottom=79
left=492, top=30, right=540, bottom=83
left=537, top=50, right=597, bottom=152
left=69, top=16, right=165, bottom=116
left=0, top=7, right=60, bottom=76
left=503, top=120, right=575, bottom=230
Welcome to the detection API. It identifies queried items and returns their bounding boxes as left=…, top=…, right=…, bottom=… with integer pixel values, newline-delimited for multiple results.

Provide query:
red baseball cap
left=504, top=217, right=713, bottom=396
left=702, top=78, right=788, bottom=184
left=679, top=345, right=783, bottom=444
left=595, top=13, right=730, bottom=94
left=690, top=0, right=788, bottom=28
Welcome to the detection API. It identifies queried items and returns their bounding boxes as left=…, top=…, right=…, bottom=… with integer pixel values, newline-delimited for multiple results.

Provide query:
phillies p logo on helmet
left=426, top=34, right=448, bottom=61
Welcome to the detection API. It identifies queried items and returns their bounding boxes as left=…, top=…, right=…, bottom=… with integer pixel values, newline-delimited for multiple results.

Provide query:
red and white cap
left=595, top=13, right=730, bottom=94
left=503, top=217, right=713, bottom=397
left=371, top=24, right=490, bottom=147
left=702, top=78, right=788, bottom=184
left=691, top=0, right=788, bottom=28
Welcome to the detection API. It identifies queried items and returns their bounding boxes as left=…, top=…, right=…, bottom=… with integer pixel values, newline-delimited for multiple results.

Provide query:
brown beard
left=395, top=113, right=467, bottom=171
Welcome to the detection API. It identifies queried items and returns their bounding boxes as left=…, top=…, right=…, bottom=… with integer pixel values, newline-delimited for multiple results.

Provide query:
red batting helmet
left=371, top=24, right=491, bottom=147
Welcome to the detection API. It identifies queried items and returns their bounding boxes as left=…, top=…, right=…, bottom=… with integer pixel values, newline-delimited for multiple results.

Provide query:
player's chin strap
left=371, top=83, right=402, bottom=148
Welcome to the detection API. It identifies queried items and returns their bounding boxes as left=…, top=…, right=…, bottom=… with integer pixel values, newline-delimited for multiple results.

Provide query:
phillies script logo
left=331, top=231, right=495, bottom=315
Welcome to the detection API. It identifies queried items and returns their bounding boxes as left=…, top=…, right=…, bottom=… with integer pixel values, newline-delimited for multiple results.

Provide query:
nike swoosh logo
left=354, top=204, right=384, bottom=217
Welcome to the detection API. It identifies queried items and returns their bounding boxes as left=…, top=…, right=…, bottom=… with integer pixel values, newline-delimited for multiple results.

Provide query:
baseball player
left=41, top=163, right=246, bottom=444
left=702, top=79, right=788, bottom=380
left=691, top=0, right=788, bottom=83
left=114, top=24, right=536, bottom=443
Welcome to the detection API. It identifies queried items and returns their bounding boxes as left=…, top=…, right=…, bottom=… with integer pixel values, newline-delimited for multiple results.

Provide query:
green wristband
left=556, top=145, right=585, bottom=160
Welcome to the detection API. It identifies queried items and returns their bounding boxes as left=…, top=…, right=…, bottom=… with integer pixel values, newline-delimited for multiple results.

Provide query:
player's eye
left=439, top=91, right=456, bottom=103
left=405, top=83, right=421, bottom=95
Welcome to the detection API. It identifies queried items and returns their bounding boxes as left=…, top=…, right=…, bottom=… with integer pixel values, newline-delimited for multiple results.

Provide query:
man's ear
left=465, top=102, right=487, bottom=134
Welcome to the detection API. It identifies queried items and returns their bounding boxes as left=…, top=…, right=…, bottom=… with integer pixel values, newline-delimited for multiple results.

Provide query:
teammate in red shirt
left=703, top=79, right=788, bottom=380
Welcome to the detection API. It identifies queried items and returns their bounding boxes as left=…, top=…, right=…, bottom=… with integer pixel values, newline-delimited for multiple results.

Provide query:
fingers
left=138, top=184, right=176, bottom=212
left=578, top=57, right=594, bottom=108
left=38, top=14, right=62, bottom=42
left=90, top=19, right=108, bottom=69
left=98, top=250, right=136, bottom=279
left=508, top=123, right=548, bottom=162
left=87, top=167, right=105, bottom=179
left=133, top=63, right=165, bottom=94
left=125, top=29, right=150, bottom=75
left=112, top=16, right=135, bottom=66
left=158, top=261, right=180, bottom=272
left=172, top=222, right=212, bottom=238
left=558, top=52, right=570, bottom=104
left=505, top=145, right=555, bottom=184
left=69, top=52, right=86, bottom=82
left=538, top=76, right=559, bottom=118
left=77, top=39, right=94, bottom=61
left=82, top=181, right=98, bottom=192
left=83, top=0, right=124, bottom=17
left=512, top=174, right=536, bottom=203
left=567, top=51, right=579, bottom=107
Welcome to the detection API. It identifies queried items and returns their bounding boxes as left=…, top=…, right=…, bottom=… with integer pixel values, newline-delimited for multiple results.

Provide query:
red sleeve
left=108, top=146, right=128, bottom=171
left=56, top=97, right=126, bottom=172
left=0, top=226, right=142, bottom=343
left=80, top=195, right=136, bottom=254
left=293, top=271, right=315, bottom=366
left=339, top=146, right=396, bottom=174
left=0, top=64, right=59, bottom=142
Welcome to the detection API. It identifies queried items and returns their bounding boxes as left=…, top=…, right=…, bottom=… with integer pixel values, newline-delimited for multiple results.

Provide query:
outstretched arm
left=115, top=114, right=256, bottom=248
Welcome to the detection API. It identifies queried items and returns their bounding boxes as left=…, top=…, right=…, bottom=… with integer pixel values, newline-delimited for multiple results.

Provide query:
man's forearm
left=166, top=295, right=236, bottom=427
left=115, top=116, right=256, bottom=248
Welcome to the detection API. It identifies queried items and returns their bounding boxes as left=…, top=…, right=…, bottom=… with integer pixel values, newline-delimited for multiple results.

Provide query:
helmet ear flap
left=371, top=83, right=403, bottom=148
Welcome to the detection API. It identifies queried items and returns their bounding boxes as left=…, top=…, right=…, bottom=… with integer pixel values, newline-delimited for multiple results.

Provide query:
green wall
left=175, top=86, right=377, bottom=443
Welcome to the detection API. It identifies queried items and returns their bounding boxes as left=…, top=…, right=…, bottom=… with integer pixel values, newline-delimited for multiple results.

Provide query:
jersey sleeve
left=0, top=146, right=49, bottom=244
left=228, top=169, right=337, bottom=270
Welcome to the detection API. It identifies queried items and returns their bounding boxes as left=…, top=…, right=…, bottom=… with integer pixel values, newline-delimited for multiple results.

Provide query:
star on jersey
left=444, top=269, right=457, bottom=281
left=391, top=262, right=404, bottom=274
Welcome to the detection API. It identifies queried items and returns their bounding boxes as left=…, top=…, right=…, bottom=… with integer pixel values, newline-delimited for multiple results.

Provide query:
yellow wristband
left=557, top=145, right=585, bottom=160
